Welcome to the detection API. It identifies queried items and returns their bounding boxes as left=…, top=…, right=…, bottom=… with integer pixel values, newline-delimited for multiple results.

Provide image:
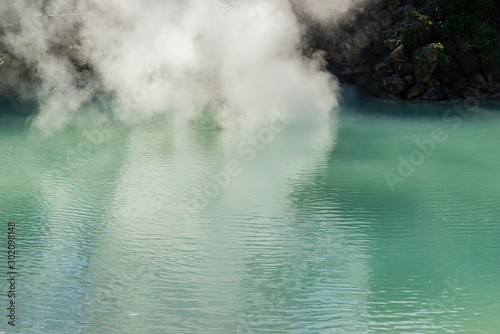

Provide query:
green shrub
left=470, top=23, right=499, bottom=59
left=430, top=42, right=450, bottom=68
left=398, top=26, right=427, bottom=51
left=431, top=0, right=499, bottom=59
left=398, top=10, right=435, bottom=51
left=432, top=0, right=493, bottom=16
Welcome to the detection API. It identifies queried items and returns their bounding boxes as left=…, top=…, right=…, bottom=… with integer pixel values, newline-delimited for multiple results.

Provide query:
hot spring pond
left=1, top=99, right=500, bottom=333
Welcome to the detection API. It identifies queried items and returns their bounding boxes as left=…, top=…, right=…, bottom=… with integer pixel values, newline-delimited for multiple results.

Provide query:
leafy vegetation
left=429, top=42, right=450, bottom=68
left=398, top=10, right=435, bottom=51
left=432, top=0, right=499, bottom=59
left=398, top=1, right=499, bottom=60
left=432, top=0, right=493, bottom=16
left=0, top=54, right=16, bottom=68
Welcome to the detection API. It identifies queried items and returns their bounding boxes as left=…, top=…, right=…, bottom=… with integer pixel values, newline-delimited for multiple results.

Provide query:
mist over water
left=0, top=0, right=370, bottom=133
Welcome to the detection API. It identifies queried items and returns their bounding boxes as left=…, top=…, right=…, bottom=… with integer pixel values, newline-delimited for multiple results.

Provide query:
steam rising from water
left=1, top=0, right=362, bottom=132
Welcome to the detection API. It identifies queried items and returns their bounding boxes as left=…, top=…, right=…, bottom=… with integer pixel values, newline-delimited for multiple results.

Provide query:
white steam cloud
left=1, top=0, right=364, bottom=132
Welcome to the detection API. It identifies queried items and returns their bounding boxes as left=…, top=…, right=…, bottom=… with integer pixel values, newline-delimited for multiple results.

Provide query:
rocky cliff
left=308, top=0, right=500, bottom=100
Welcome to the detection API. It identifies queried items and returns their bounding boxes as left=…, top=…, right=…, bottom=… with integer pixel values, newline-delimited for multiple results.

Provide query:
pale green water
left=1, top=99, right=500, bottom=333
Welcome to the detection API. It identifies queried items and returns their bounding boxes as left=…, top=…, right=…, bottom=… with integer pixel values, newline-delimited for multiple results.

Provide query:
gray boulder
left=383, top=29, right=394, bottom=40
left=422, top=87, right=445, bottom=101
left=374, top=63, right=394, bottom=80
left=390, top=45, right=410, bottom=63
left=462, top=86, right=482, bottom=99
left=407, top=83, right=428, bottom=99
left=388, top=94, right=402, bottom=100
left=469, top=72, right=488, bottom=91
left=488, top=92, right=500, bottom=100
left=403, top=75, right=416, bottom=87
left=429, top=79, right=440, bottom=88
left=379, top=76, right=408, bottom=95
left=383, top=39, right=398, bottom=50
left=371, top=38, right=387, bottom=57
left=375, top=9, right=394, bottom=29
left=394, top=22, right=406, bottom=36
left=442, top=87, right=453, bottom=98
left=393, top=62, right=415, bottom=76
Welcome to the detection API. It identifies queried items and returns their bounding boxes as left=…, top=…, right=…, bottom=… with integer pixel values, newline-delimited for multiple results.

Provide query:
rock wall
left=310, top=0, right=500, bottom=101
left=0, top=16, right=93, bottom=102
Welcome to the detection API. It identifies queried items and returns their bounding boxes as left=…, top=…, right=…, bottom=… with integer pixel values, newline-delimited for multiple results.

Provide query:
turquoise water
left=1, top=99, right=500, bottom=333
